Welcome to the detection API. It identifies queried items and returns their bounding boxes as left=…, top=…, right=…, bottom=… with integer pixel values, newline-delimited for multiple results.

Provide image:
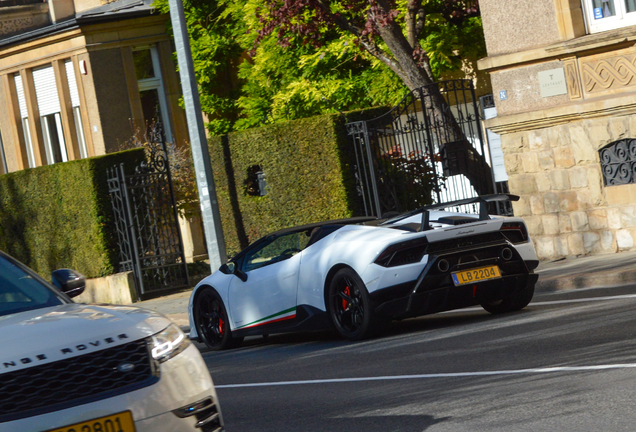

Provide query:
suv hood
left=0, top=303, right=172, bottom=373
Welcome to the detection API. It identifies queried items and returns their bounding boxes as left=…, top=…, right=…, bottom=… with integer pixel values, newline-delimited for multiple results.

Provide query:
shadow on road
left=221, top=413, right=451, bottom=432
left=195, top=308, right=520, bottom=355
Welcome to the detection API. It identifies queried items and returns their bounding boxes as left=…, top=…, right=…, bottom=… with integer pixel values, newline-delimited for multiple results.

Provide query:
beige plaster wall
left=179, top=214, right=208, bottom=263
left=480, top=0, right=562, bottom=56
left=490, top=60, right=571, bottom=117
left=76, top=52, right=106, bottom=156
left=88, top=48, right=134, bottom=153
left=503, top=113, right=636, bottom=260
left=0, top=79, right=17, bottom=173
left=73, top=0, right=106, bottom=14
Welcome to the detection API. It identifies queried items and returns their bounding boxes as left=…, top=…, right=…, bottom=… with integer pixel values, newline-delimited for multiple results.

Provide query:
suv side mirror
left=51, top=269, right=86, bottom=298
left=219, top=262, right=248, bottom=282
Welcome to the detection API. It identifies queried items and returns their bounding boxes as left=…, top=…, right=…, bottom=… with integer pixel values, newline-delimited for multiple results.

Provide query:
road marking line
left=439, top=294, right=636, bottom=315
left=215, top=364, right=636, bottom=389
left=532, top=294, right=636, bottom=306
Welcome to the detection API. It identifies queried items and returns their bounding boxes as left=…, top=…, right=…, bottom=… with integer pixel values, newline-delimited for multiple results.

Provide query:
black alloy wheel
left=328, top=268, right=375, bottom=341
left=481, top=280, right=536, bottom=314
left=195, top=287, right=242, bottom=350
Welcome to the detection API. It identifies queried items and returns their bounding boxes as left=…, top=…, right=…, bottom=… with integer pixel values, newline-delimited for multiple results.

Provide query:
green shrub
left=208, top=110, right=386, bottom=257
left=0, top=148, right=145, bottom=279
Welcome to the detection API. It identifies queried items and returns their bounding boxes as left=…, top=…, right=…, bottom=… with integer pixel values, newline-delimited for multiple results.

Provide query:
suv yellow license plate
left=452, top=265, right=501, bottom=286
left=46, top=411, right=135, bottom=432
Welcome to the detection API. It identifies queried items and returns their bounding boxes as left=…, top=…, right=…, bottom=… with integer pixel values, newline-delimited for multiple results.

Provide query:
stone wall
left=503, top=114, right=636, bottom=260
left=75, top=271, right=138, bottom=304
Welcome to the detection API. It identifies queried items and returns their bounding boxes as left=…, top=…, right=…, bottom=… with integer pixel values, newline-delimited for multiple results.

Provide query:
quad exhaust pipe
left=501, top=247, right=513, bottom=261
left=437, top=259, right=450, bottom=273
left=436, top=247, right=513, bottom=273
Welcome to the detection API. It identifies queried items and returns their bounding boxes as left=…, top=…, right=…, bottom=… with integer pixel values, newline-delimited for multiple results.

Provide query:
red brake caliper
left=342, top=286, right=350, bottom=310
left=218, top=317, right=225, bottom=335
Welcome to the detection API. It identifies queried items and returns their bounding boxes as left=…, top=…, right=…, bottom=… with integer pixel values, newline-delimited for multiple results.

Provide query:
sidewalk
left=136, top=250, right=636, bottom=328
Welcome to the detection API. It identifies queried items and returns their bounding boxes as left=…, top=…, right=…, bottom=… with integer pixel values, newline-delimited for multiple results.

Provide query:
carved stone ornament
left=581, top=53, right=636, bottom=95
left=563, top=58, right=582, bottom=100
left=0, top=18, right=35, bottom=36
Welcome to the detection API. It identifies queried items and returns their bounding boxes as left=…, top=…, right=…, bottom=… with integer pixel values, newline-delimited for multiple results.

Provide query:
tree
left=154, top=0, right=245, bottom=135
left=154, top=0, right=486, bottom=133
left=252, top=0, right=492, bottom=195
left=253, top=0, right=481, bottom=91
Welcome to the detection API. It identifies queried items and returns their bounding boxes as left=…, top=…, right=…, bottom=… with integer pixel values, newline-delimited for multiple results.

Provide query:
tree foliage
left=153, top=0, right=486, bottom=133
left=253, top=0, right=483, bottom=89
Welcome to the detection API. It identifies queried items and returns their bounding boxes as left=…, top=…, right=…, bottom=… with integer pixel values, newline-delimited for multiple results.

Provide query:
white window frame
left=41, top=113, right=68, bottom=164
left=14, top=74, right=37, bottom=169
left=65, top=60, right=89, bottom=159
left=582, top=0, right=636, bottom=33
left=33, top=65, right=68, bottom=165
left=133, top=46, right=173, bottom=142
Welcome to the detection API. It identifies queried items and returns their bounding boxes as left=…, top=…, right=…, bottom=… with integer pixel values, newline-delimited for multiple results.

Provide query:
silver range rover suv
left=0, top=251, right=223, bottom=432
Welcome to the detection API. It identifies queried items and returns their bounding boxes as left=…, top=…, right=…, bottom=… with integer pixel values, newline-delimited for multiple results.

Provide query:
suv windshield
left=0, top=254, right=64, bottom=317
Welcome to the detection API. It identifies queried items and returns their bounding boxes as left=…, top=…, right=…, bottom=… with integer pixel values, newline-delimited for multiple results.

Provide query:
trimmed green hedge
left=209, top=110, right=386, bottom=257
left=0, top=148, right=145, bottom=279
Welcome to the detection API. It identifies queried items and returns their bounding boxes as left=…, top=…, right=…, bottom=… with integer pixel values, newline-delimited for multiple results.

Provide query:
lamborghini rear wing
left=382, top=194, right=520, bottom=230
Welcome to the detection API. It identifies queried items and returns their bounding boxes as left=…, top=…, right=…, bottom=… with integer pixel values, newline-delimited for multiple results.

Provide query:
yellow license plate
left=45, top=411, right=136, bottom=432
left=452, top=265, right=501, bottom=286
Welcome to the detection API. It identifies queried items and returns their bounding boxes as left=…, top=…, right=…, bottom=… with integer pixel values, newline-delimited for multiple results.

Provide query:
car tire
left=328, top=268, right=378, bottom=341
left=481, top=280, right=536, bottom=314
left=194, top=287, right=243, bottom=350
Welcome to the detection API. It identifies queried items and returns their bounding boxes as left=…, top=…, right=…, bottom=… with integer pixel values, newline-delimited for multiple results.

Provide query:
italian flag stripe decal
left=236, top=307, right=297, bottom=330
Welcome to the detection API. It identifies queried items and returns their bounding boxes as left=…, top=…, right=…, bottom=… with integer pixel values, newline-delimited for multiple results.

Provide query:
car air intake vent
left=427, top=232, right=506, bottom=254
left=0, top=339, right=157, bottom=423
left=437, top=216, right=479, bottom=225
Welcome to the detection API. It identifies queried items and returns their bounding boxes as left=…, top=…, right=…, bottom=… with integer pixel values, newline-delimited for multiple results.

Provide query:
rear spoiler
left=383, top=194, right=520, bottom=231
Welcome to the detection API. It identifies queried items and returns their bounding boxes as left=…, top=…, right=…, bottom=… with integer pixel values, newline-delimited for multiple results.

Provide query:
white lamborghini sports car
left=189, top=195, right=539, bottom=349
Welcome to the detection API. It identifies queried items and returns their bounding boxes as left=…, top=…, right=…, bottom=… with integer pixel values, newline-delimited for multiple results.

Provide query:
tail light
left=500, top=222, right=528, bottom=244
left=375, top=238, right=428, bottom=267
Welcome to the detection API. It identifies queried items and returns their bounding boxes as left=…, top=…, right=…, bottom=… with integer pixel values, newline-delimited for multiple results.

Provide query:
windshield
left=0, top=254, right=65, bottom=317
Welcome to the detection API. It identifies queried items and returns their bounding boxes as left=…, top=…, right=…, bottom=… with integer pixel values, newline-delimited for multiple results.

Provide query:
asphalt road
left=199, top=286, right=636, bottom=432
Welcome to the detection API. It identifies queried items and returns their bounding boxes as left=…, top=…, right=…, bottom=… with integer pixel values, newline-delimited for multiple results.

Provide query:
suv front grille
left=0, top=339, right=158, bottom=423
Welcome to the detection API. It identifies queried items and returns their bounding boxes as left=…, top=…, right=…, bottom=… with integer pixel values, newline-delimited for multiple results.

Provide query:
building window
left=32, top=65, right=68, bottom=164
left=600, top=138, right=636, bottom=185
left=65, top=60, right=89, bottom=159
left=583, top=0, right=636, bottom=33
left=13, top=74, right=36, bottom=168
left=133, top=46, right=173, bottom=141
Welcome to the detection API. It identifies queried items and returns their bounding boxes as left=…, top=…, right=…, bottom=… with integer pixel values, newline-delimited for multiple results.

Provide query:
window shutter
left=14, top=75, right=28, bottom=119
left=65, top=60, right=81, bottom=108
left=33, top=66, right=61, bottom=117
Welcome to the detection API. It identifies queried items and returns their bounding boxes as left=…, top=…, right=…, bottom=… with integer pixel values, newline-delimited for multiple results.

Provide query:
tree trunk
left=366, top=3, right=494, bottom=195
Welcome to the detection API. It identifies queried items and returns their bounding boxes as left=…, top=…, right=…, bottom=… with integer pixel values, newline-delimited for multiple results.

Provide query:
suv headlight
left=148, top=323, right=191, bottom=363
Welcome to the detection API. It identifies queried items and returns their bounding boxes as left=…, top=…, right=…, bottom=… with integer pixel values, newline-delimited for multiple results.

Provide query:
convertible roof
left=271, top=217, right=378, bottom=236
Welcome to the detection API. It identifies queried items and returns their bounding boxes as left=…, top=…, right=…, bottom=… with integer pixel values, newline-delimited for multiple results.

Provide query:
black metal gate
left=107, top=127, right=189, bottom=299
left=346, top=79, right=497, bottom=217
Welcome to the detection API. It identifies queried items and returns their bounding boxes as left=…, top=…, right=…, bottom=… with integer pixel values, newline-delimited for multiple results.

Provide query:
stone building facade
left=0, top=0, right=206, bottom=261
left=479, top=0, right=636, bottom=260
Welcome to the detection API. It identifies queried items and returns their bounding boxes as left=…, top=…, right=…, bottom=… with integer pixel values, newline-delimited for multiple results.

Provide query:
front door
left=228, top=231, right=309, bottom=331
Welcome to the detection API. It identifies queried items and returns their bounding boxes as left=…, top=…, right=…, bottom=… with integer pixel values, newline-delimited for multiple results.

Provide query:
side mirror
left=51, top=269, right=86, bottom=298
left=219, top=262, right=248, bottom=282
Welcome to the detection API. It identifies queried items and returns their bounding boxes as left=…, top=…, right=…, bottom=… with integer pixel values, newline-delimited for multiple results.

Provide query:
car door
left=228, top=231, right=309, bottom=331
